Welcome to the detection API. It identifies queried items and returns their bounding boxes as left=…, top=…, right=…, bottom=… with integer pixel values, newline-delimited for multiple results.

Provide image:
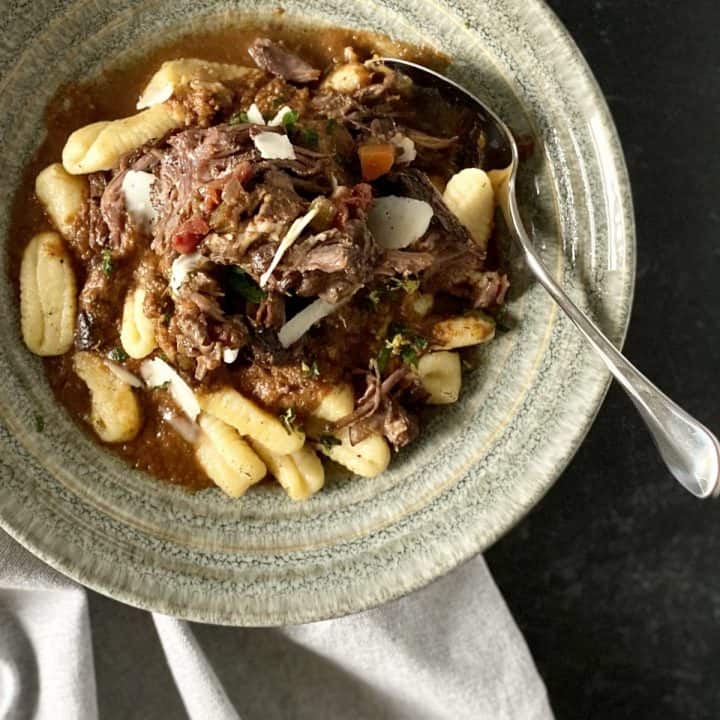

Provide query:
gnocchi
left=20, top=232, right=76, bottom=356
left=443, top=168, right=496, bottom=249
left=120, top=287, right=157, bottom=359
left=73, top=352, right=142, bottom=443
left=431, top=312, right=496, bottom=350
left=417, top=352, right=462, bottom=405
left=62, top=104, right=186, bottom=174
left=308, top=384, right=391, bottom=478
left=199, top=388, right=305, bottom=455
left=317, top=427, right=391, bottom=478
left=137, top=59, right=257, bottom=109
left=321, top=63, right=371, bottom=94
left=35, top=163, right=88, bottom=239
left=195, top=413, right=266, bottom=497
left=251, top=440, right=325, bottom=501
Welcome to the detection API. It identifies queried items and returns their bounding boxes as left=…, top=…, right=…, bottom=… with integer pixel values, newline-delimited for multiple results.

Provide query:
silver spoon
left=381, top=58, right=720, bottom=499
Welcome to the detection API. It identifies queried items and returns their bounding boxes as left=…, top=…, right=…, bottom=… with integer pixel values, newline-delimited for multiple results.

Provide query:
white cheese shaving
left=259, top=206, right=320, bottom=287
left=223, top=347, right=240, bottom=364
left=170, top=251, right=206, bottom=293
left=246, top=103, right=265, bottom=125
left=278, top=298, right=340, bottom=348
left=252, top=131, right=296, bottom=160
left=121, top=170, right=156, bottom=231
left=136, top=82, right=173, bottom=110
left=140, top=357, right=200, bottom=421
left=366, top=196, right=434, bottom=250
left=390, top=133, right=417, bottom=164
left=268, top=106, right=295, bottom=127
left=104, top=359, right=144, bottom=388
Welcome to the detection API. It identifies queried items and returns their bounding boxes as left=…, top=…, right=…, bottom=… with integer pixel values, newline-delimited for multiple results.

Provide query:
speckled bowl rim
left=0, top=0, right=636, bottom=625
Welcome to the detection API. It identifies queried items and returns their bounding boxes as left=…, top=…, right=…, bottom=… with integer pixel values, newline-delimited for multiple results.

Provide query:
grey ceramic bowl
left=0, top=0, right=634, bottom=624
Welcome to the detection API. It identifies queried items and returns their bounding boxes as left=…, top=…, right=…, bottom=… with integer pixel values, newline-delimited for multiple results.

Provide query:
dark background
left=486, top=1, right=720, bottom=718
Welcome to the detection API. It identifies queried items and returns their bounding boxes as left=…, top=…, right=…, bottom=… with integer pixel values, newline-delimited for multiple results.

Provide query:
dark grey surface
left=486, top=2, right=720, bottom=719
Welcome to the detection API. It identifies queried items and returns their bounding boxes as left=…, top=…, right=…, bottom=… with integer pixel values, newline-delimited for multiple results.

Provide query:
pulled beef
left=271, top=220, right=380, bottom=303
left=70, top=173, right=109, bottom=261
left=170, top=271, right=248, bottom=380
left=336, top=365, right=420, bottom=449
left=253, top=292, right=286, bottom=329
left=375, top=250, right=434, bottom=276
left=248, top=38, right=321, bottom=84
left=384, top=168, right=509, bottom=307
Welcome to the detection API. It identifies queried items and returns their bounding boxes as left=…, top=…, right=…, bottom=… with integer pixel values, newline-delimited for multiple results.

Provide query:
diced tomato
left=172, top=217, right=210, bottom=254
left=358, top=143, right=395, bottom=181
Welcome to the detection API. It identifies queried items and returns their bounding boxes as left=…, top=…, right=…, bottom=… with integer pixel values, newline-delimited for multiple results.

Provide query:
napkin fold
left=0, top=529, right=553, bottom=720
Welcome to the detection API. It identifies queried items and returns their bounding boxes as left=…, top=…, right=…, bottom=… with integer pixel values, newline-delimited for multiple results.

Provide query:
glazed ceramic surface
left=0, top=0, right=634, bottom=624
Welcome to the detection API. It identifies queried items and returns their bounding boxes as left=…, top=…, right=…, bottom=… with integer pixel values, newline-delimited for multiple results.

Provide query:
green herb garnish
left=301, top=360, right=320, bottom=379
left=368, top=289, right=383, bottom=307
left=388, top=276, right=421, bottom=294
left=224, top=266, right=267, bottom=304
left=302, top=128, right=319, bottom=147
left=34, top=414, right=45, bottom=433
left=325, top=119, right=337, bottom=133
left=100, top=249, right=114, bottom=275
left=279, top=407, right=298, bottom=435
left=377, top=323, right=428, bottom=373
left=162, top=310, right=173, bottom=326
left=273, top=95, right=288, bottom=108
left=281, top=109, right=300, bottom=127
left=228, top=110, right=249, bottom=125
left=108, top=347, right=128, bottom=363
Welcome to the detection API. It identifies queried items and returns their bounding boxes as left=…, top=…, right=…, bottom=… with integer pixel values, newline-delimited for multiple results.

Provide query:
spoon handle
left=504, top=192, right=720, bottom=498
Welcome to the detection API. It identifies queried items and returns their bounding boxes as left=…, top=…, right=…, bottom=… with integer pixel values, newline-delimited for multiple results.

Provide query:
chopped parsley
left=319, top=433, right=342, bottom=450
left=282, top=109, right=300, bottom=127
left=108, top=347, right=128, bottom=363
left=388, top=276, right=420, bottom=294
left=377, top=323, right=428, bottom=373
left=273, top=95, right=288, bottom=108
left=162, top=310, right=173, bottom=326
left=368, top=289, right=383, bottom=307
left=302, top=127, right=319, bottom=148
left=223, top=266, right=267, bottom=304
left=279, top=407, right=298, bottom=435
left=325, top=119, right=337, bottom=133
left=34, top=414, right=45, bottom=433
left=301, top=360, right=320, bottom=379
left=228, top=110, right=249, bottom=125
left=100, top=249, right=114, bottom=275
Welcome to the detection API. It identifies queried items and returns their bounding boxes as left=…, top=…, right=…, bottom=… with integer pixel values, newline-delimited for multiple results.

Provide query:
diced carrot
left=358, top=143, right=396, bottom=181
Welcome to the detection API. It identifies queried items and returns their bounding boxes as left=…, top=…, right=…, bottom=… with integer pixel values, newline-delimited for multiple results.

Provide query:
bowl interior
left=0, top=0, right=634, bottom=624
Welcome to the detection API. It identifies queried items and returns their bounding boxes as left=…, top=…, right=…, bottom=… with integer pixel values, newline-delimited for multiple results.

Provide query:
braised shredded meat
left=26, top=32, right=514, bottom=495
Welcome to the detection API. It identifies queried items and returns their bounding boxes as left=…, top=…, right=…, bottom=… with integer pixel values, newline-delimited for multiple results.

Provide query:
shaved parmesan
left=104, top=359, right=144, bottom=388
left=367, top=196, right=433, bottom=250
left=246, top=103, right=265, bottom=125
left=391, top=133, right=417, bottom=164
left=259, top=206, right=319, bottom=287
left=252, top=131, right=296, bottom=160
left=278, top=298, right=339, bottom=348
left=170, top=251, right=206, bottom=293
left=223, top=347, right=240, bottom=364
left=140, top=357, right=200, bottom=421
left=268, top=106, right=295, bottom=127
left=122, top=170, right=156, bottom=231
left=137, top=82, right=174, bottom=110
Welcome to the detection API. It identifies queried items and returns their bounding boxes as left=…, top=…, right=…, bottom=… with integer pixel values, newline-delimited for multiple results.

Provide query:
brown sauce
left=10, top=20, right=447, bottom=491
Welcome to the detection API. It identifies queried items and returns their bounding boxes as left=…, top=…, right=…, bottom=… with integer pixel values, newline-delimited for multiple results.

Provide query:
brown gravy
left=10, top=20, right=446, bottom=491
